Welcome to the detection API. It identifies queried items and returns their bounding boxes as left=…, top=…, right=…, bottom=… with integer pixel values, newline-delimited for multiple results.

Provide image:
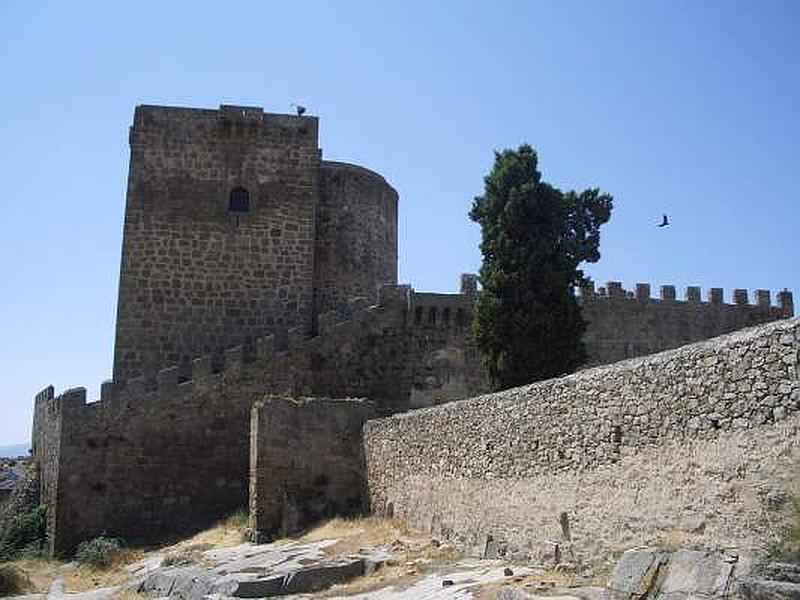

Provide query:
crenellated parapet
left=579, top=280, right=795, bottom=318
left=580, top=279, right=794, bottom=316
left=45, top=300, right=389, bottom=415
left=34, top=275, right=480, bottom=430
left=31, top=276, right=487, bottom=554
left=579, top=279, right=794, bottom=367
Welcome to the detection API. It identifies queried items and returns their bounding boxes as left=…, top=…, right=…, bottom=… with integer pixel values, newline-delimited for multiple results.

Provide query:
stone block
left=608, top=548, right=662, bottom=594
left=659, top=549, right=734, bottom=597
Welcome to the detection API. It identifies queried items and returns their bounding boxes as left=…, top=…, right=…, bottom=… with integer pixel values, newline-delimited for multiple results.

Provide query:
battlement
left=321, top=161, right=393, bottom=186
left=410, top=292, right=472, bottom=329
left=32, top=102, right=800, bottom=556
left=131, top=104, right=317, bottom=130
left=579, top=279, right=794, bottom=367
left=579, top=280, right=794, bottom=316
left=39, top=278, right=479, bottom=415
left=32, top=276, right=484, bottom=553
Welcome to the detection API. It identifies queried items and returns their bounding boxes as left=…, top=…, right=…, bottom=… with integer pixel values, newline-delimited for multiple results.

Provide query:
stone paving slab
left=285, top=559, right=538, bottom=599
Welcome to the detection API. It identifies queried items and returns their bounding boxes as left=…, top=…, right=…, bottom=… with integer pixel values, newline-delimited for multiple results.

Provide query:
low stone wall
left=249, top=397, right=375, bottom=541
left=363, top=318, right=800, bottom=566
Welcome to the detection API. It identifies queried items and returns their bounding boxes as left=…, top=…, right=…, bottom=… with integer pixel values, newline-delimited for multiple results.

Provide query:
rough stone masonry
left=363, top=317, right=800, bottom=567
left=30, top=103, right=795, bottom=556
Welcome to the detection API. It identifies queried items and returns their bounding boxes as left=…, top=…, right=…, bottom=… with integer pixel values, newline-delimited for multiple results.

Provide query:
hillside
left=0, top=444, right=28, bottom=459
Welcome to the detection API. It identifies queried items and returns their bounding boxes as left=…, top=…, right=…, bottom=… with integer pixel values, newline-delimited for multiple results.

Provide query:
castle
left=32, top=105, right=795, bottom=556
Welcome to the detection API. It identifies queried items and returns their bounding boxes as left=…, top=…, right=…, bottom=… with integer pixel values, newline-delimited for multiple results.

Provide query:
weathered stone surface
left=657, top=549, right=734, bottom=598
left=135, top=539, right=390, bottom=599
left=29, top=102, right=797, bottom=558
left=113, top=105, right=399, bottom=384
left=759, top=563, right=800, bottom=583
left=580, top=283, right=792, bottom=368
left=249, top=397, right=376, bottom=540
left=608, top=548, right=663, bottom=594
left=605, top=548, right=749, bottom=600
left=139, top=566, right=222, bottom=600
left=32, top=282, right=485, bottom=554
left=0, top=461, right=38, bottom=531
left=364, top=318, right=800, bottom=565
left=739, top=578, right=800, bottom=600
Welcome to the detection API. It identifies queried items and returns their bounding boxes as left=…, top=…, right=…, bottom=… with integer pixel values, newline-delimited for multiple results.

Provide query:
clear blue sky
left=1, top=1, right=798, bottom=445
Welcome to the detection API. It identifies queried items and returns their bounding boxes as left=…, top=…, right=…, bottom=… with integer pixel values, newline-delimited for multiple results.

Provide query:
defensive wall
left=32, top=282, right=481, bottom=555
left=30, top=103, right=799, bottom=560
left=363, top=317, right=800, bottom=567
left=579, top=280, right=793, bottom=366
left=249, top=397, right=376, bottom=542
left=32, top=276, right=795, bottom=556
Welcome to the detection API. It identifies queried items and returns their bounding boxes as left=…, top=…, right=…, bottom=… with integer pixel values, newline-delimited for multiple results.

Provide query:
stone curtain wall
left=114, top=105, right=321, bottom=382
left=580, top=281, right=794, bottom=367
left=407, top=287, right=486, bottom=408
left=363, top=317, right=800, bottom=566
left=33, top=283, right=484, bottom=555
left=32, top=386, right=66, bottom=549
left=314, top=162, right=398, bottom=314
left=249, top=397, right=375, bottom=541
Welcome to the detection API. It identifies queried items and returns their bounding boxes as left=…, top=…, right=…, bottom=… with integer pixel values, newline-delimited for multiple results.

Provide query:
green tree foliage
left=0, top=506, right=46, bottom=560
left=469, top=145, right=613, bottom=389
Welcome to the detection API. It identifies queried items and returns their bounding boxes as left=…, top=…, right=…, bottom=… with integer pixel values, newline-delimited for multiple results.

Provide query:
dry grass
left=0, top=511, right=249, bottom=595
left=473, top=569, right=581, bottom=600
left=3, top=557, right=62, bottom=593
left=0, top=563, right=34, bottom=596
left=4, top=549, right=146, bottom=594
left=301, top=516, right=413, bottom=554
left=299, top=516, right=464, bottom=597
left=109, top=589, right=150, bottom=600
left=64, top=547, right=146, bottom=592
left=160, top=510, right=248, bottom=556
left=301, top=516, right=461, bottom=562
left=653, top=529, right=687, bottom=552
left=3, top=514, right=459, bottom=598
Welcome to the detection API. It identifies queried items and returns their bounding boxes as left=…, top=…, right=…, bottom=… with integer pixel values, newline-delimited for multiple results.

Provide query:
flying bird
left=658, top=214, right=670, bottom=228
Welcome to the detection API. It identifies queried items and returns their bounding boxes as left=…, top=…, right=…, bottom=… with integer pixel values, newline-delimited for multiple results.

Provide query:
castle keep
left=32, top=104, right=795, bottom=555
left=115, top=105, right=397, bottom=381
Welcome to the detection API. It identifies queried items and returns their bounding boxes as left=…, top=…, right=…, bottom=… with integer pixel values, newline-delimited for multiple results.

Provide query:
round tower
left=314, top=161, right=398, bottom=315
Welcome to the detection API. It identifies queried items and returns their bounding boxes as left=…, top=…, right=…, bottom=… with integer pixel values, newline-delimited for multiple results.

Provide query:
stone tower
left=113, top=105, right=397, bottom=382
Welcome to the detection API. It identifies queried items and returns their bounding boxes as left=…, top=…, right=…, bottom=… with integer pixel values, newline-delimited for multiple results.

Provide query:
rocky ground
left=3, top=517, right=799, bottom=599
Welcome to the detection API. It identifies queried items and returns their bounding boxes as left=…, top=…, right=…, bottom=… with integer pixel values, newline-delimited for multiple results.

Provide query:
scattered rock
left=758, top=563, right=800, bottom=583
left=659, top=548, right=734, bottom=597
left=607, top=548, right=663, bottom=595
left=539, top=541, right=561, bottom=566
left=442, top=579, right=454, bottom=586
left=497, top=588, right=534, bottom=600
left=739, top=577, right=800, bottom=600
left=679, top=515, right=707, bottom=533
left=504, top=567, right=514, bottom=576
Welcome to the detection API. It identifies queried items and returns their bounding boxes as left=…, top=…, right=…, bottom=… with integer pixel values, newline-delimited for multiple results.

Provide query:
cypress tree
left=469, top=145, right=613, bottom=389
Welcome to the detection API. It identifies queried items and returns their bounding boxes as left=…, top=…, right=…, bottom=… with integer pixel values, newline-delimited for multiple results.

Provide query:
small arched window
left=228, top=187, right=250, bottom=213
